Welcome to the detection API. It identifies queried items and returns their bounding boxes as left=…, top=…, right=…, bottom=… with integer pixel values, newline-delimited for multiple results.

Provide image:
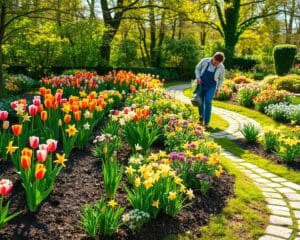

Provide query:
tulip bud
left=3, top=120, right=9, bottom=130
left=41, top=111, right=47, bottom=121
left=28, top=104, right=38, bottom=116
left=0, top=111, right=8, bottom=121
left=36, top=149, right=48, bottom=163
left=58, top=119, right=62, bottom=126
left=39, top=144, right=48, bottom=151
left=21, top=155, right=31, bottom=169
left=11, top=124, right=22, bottom=136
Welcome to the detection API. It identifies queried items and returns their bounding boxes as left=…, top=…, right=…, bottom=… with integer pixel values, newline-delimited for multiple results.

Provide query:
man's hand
left=214, top=90, right=219, bottom=97
left=196, top=78, right=202, bottom=84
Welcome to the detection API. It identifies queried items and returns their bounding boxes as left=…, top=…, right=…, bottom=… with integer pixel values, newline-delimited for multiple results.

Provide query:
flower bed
left=0, top=70, right=234, bottom=239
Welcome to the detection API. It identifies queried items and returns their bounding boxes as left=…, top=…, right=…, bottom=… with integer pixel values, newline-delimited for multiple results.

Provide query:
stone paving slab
left=281, top=182, right=300, bottom=191
left=276, top=188, right=296, bottom=194
left=265, top=225, right=292, bottom=239
left=269, top=215, right=293, bottom=226
left=289, top=201, right=300, bottom=209
left=294, top=210, right=300, bottom=218
left=266, top=198, right=287, bottom=206
left=263, top=192, right=284, bottom=199
left=284, top=193, right=300, bottom=201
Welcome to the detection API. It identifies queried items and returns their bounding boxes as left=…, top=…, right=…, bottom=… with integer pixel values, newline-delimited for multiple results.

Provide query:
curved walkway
left=166, top=84, right=300, bottom=240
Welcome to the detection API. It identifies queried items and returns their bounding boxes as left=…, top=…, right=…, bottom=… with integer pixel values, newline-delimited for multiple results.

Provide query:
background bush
left=273, top=44, right=297, bottom=76
left=273, top=74, right=300, bottom=93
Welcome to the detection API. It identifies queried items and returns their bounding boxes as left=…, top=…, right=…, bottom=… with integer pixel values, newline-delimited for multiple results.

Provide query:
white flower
left=135, top=144, right=143, bottom=151
left=84, top=110, right=93, bottom=119
left=83, top=122, right=90, bottom=130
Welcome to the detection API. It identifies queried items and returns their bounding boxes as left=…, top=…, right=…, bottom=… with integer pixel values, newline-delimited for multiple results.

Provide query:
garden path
left=166, top=84, right=300, bottom=240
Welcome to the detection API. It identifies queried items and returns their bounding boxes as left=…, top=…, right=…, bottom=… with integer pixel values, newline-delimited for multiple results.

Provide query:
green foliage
left=111, top=39, right=140, bottom=67
left=259, top=128, right=280, bottom=151
left=275, top=137, right=300, bottom=162
left=81, top=198, right=124, bottom=237
left=236, top=87, right=259, bottom=107
left=273, top=44, right=297, bottom=76
left=273, top=74, right=300, bottom=93
left=102, top=158, right=123, bottom=199
left=93, top=134, right=121, bottom=162
left=240, top=123, right=260, bottom=143
left=4, top=74, right=38, bottom=95
left=162, top=36, right=200, bottom=79
left=232, top=57, right=258, bottom=71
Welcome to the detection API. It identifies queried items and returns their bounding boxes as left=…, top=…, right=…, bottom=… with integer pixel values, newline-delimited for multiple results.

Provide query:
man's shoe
left=204, top=123, right=210, bottom=130
left=199, top=117, right=203, bottom=125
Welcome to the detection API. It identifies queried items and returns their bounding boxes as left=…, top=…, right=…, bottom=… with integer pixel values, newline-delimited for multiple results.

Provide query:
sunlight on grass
left=215, top=138, right=300, bottom=184
left=164, top=81, right=189, bottom=88
left=291, top=96, right=300, bottom=105
left=196, top=156, right=269, bottom=240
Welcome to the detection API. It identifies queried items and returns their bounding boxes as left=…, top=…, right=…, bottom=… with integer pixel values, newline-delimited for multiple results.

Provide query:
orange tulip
left=11, top=124, right=22, bottom=136
left=35, top=163, right=46, bottom=180
left=41, top=111, right=48, bottom=121
left=21, top=155, right=31, bottom=169
left=74, top=111, right=81, bottom=121
left=64, top=114, right=72, bottom=124
left=21, top=147, right=33, bottom=158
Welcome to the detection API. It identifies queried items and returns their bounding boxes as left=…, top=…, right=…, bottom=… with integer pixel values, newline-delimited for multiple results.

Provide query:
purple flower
left=201, top=156, right=208, bottom=162
left=188, top=168, right=194, bottom=174
left=178, top=153, right=185, bottom=161
left=196, top=173, right=206, bottom=179
left=170, top=152, right=178, bottom=161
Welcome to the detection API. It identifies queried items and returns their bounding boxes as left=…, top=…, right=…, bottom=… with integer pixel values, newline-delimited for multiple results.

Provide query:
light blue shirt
left=195, top=57, right=225, bottom=90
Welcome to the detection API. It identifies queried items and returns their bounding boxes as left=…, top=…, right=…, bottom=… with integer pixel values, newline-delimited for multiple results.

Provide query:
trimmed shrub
left=273, top=44, right=297, bottom=76
left=262, top=75, right=279, bottom=85
left=232, top=57, right=258, bottom=71
left=273, top=74, right=300, bottom=93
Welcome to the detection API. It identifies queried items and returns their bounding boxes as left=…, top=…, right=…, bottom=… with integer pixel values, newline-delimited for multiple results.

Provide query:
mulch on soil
left=0, top=141, right=235, bottom=240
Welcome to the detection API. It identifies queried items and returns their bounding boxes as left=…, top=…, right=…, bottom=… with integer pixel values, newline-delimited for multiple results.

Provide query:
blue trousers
left=196, top=86, right=216, bottom=124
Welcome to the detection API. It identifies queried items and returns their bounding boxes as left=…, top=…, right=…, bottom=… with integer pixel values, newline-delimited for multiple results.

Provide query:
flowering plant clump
left=81, top=198, right=124, bottom=237
left=265, top=102, right=300, bottom=124
left=12, top=137, right=67, bottom=212
left=253, top=88, right=292, bottom=113
left=93, top=134, right=121, bottom=162
left=169, top=152, right=222, bottom=195
left=125, top=156, right=194, bottom=218
left=259, top=127, right=280, bottom=151
left=112, top=106, right=161, bottom=155
left=215, top=84, right=233, bottom=101
left=275, top=136, right=300, bottom=162
left=0, top=179, right=22, bottom=229
left=232, top=75, right=253, bottom=84
left=0, top=111, right=10, bottom=161
left=236, top=83, right=261, bottom=107
left=164, top=119, right=205, bottom=152
left=122, top=209, right=150, bottom=233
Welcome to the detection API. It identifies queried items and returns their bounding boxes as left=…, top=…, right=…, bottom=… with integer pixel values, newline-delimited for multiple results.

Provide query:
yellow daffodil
left=107, top=199, right=118, bottom=208
left=168, top=191, right=177, bottom=200
left=152, top=200, right=160, bottom=208
left=186, top=189, right=195, bottom=200
left=6, top=141, right=19, bottom=154
left=54, top=153, right=68, bottom=167
left=65, top=124, right=78, bottom=137
left=134, top=177, right=141, bottom=187
left=22, top=113, right=31, bottom=122
left=125, top=166, right=136, bottom=175
left=143, top=179, right=153, bottom=189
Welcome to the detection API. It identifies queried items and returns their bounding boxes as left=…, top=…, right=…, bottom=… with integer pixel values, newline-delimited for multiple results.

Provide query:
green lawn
left=291, top=96, right=300, bottom=105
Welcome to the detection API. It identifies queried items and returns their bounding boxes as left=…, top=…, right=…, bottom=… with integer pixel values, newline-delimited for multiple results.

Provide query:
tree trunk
left=224, top=33, right=238, bottom=69
left=99, top=29, right=117, bottom=66
left=149, top=0, right=156, bottom=67
left=0, top=44, right=3, bottom=99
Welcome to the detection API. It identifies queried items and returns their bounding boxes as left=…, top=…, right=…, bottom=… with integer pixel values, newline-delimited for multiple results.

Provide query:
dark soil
left=0, top=142, right=235, bottom=240
left=232, top=139, right=300, bottom=170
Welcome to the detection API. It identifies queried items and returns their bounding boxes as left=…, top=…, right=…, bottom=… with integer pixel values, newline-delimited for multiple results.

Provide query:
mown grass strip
left=195, top=156, right=269, bottom=240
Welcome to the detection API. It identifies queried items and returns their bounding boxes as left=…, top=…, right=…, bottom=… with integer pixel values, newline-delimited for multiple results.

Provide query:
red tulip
left=47, top=139, right=57, bottom=152
left=0, top=179, right=13, bottom=195
left=0, top=110, right=8, bottom=121
left=28, top=104, right=38, bottom=116
left=64, top=114, right=71, bottom=124
left=29, top=136, right=39, bottom=149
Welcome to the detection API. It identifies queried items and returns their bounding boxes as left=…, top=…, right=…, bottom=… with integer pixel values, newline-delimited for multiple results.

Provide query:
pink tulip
left=55, top=92, right=62, bottom=102
left=33, top=96, right=41, bottom=106
left=39, top=144, right=49, bottom=151
left=36, top=149, right=48, bottom=163
left=28, top=104, right=38, bottom=116
left=0, top=111, right=8, bottom=121
left=29, top=136, right=39, bottom=149
left=47, top=139, right=58, bottom=152
left=10, top=101, right=18, bottom=110
left=0, top=179, right=13, bottom=195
